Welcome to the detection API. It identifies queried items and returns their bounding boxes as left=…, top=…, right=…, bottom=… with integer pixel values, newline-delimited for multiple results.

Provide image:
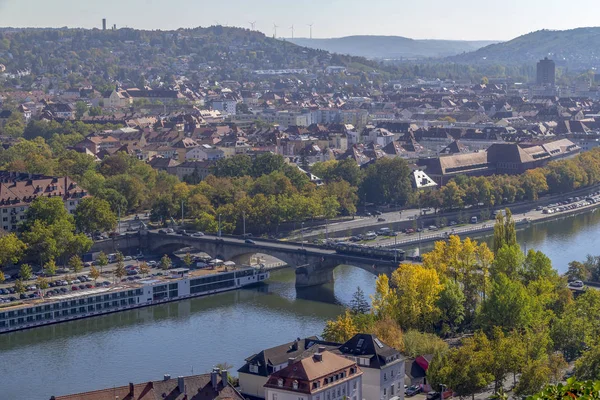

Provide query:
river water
left=3, top=209, right=600, bottom=399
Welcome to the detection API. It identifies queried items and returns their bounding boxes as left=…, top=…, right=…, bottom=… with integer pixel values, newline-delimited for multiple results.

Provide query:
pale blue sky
left=0, top=0, right=598, bottom=41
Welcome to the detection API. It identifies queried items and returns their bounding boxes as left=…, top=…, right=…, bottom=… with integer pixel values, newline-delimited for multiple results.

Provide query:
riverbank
left=364, top=194, right=600, bottom=250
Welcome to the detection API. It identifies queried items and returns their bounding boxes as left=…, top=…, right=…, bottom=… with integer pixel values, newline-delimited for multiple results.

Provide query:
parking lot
left=0, top=250, right=215, bottom=305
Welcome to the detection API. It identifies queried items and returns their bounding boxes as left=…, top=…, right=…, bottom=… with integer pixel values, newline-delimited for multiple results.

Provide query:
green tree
left=19, top=263, right=32, bottom=281
left=566, top=261, right=588, bottom=282
left=477, top=273, right=533, bottom=333
left=183, top=253, right=193, bottom=268
left=0, top=233, right=26, bottom=267
left=493, top=212, right=506, bottom=254
left=403, top=330, right=448, bottom=358
left=74, top=197, right=117, bottom=234
left=22, top=196, right=73, bottom=230
left=69, top=255, right=83, bottom=273
left=349, top=287, right=370, bottom=314
left=361, top=157, right=412, bottom=206
left=160, top=254, right=172, bottom=270
left=97, top=251, right=108, bottom=274
left=37, top=276, right=49, bottom=293
left=514, top=359, right=551, bottom=397
left=14, top=279, right=25, bottom=294
left=430, top=332, right=494, bottom=400
left=75, top=101, right=88, bottom=119
left=436, top=278, right=466, bottom=333
left=43, top=259, right=57, bottom=279
left=574, top=344, right=600, bottom=381
left=0, top=271, right=5, bottom=284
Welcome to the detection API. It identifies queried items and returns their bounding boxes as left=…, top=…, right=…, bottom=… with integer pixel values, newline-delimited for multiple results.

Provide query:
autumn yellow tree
left=371, top=315, right=404, bottom=352
left=370, top=274, right=398, bottom=319
left=322, top=310, right=358, bottom=342
left=392, top=264, right=443, bottom=331
left=476, top=242, right=494, bottom=300
left=422, top=240, right=449, bottom=276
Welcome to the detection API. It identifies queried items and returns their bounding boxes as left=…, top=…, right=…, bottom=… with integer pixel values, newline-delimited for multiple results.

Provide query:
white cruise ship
left=0, top=266, right=269, bottom=334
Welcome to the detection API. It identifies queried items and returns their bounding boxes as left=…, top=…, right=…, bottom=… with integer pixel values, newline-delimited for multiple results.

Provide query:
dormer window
left=293, top=380, right=298, bottom=390
left=278, top=379, right=283, bottom=387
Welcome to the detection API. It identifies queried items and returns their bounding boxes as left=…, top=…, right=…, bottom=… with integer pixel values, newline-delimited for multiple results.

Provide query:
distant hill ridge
left=448, top=27, right=600, bottom=69
left=288, top=35, right=498, bottom=59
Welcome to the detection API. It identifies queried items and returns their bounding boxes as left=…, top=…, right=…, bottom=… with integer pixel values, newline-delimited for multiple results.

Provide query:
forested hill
left=0, top=26, right=392, bottom=86
left=289, top=36, right=497, bottom=59
left=449, top=27, right=600, bottom=70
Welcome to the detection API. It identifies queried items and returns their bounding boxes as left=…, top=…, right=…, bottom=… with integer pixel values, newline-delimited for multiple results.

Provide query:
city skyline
left=0, top=0, right=599, bottom=41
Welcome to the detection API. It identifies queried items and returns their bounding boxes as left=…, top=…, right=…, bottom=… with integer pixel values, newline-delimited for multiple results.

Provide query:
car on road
left=245, top=239, right=256, bottom=244
left=428, top=225, right=438, bottom=231
left=147, top=261, right=157, bottom=267
left=569, top=280, right=585, bottom=288
left=191, top=232, right=205, bottom=237
left=374, top=210, right=383, bottom=216
left=71, top=286, right=79, bottom=291
left=405, top=386, right=422, bottom=397
left=449, top=220, right=457, bottom=226
left=377, top=217, right=386, bottom=222
left=426, top=392, right=441, bottom=400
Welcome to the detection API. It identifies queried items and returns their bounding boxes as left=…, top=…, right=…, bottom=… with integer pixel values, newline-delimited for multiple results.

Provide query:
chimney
left=164, top=374, right=171, bottom=381
left=318, top=346, right=326, bottom=353
left=128, top=382, right=134, bottom=397
left=313, top=353, right=323, bottom=362
left=178, top=376, right=185, bottom=393
left=211, top=368, right=220, bottom=389
left=221, top=370, right=228, bottom=385
left=288, top=357, right=295, bottom=366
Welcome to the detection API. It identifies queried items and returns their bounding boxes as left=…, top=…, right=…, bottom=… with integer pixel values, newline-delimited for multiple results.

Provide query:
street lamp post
left=394, top=234, right=398, bottom=264
left=325, top=219, right=328, bottom=241
left=181, top=200, right=184, bottom=225
left=243, top=211, right=246, bottom=237
left=218, top=214, right=222, bottom=237
left=301, top=222, right=304, bottom=249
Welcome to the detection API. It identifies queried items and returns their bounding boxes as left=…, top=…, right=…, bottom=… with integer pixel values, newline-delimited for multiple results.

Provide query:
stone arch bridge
left=92, top=232, right=400, bottom=287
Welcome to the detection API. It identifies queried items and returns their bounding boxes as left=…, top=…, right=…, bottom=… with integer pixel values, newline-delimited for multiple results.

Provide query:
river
left=2, top=209, right=600, bottom=399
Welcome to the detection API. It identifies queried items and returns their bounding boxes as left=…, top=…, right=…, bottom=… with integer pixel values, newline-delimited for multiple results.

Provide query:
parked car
left=569, top=280, right=585, bottom=288
left=427, top=392, right=441, bottom=400
left=406, top=386, right=422, bottom=397
left=245, top=239, right=256, bottom=244
left=374, top=210, right=383, bottom=216
left=123, top=256, right=133, bottom=261
left=377, top=217, right=386, bottom=222
left=191, top=232, right=205, bottom=237
left=147, top=261, right=157, bottom=267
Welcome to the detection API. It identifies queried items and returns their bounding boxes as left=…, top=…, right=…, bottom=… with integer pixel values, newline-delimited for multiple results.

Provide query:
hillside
left=0, top=26, right=395, bottom=88
left=288, top=36, right=497, bottom=59
left=449, top=27, right=600, bottom=69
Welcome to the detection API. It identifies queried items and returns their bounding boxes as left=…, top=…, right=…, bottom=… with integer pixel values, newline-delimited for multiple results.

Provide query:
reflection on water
left=0, top=266, right=374, bottom=399
left=2, top=210, right=599, bottom=398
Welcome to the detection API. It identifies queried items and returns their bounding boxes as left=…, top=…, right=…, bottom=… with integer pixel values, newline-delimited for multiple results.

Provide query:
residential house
left=102, top=88, right=133, bottom=108
left=238, top=337, right=339, bottom=399
left=264, top=348, right=362, bottom=400
left=50, top=369, right=244, bottom=400
left=147, top=156, right=181, bottom=174
left=172, top=137, right=200, bottom=161
left=338, top=334, right=405, bottom=400
left=0, top=173, right=87, bottom=232
left=186, top=144, right=225, bottom=161
left=171, top=160, right=213, bottom=182
left=73, top=135, right=120, bottom=155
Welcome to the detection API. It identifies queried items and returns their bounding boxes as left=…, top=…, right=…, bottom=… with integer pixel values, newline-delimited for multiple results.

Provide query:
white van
left=470, top=216, right=478, bottom=224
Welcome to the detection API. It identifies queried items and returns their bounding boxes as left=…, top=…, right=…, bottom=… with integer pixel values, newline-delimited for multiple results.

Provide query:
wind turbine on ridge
left=273, top=23, right=279, bottom=38
left=248, top=21, right=256, bottom=30
left=307, top=23, right=313, bottom=39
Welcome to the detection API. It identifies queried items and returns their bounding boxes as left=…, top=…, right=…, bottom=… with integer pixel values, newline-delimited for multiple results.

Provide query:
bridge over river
left=91, top=231, right=401, bottom=287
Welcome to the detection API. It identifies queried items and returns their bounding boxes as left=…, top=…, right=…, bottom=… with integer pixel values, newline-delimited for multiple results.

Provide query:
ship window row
left=190, top=280, right=234, bottom=294
left=235, top=269, right=255, bottom=278
left=0, top=293, right=144, bottom=320
left=153, top=285, right=167, bottom=294
left=190, top=273, right=235, bottom=287
left=0, top=299, right=138, bottom=328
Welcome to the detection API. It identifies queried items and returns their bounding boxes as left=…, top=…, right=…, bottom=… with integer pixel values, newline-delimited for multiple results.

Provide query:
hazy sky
left=0, top=0, right=598, bottom=41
